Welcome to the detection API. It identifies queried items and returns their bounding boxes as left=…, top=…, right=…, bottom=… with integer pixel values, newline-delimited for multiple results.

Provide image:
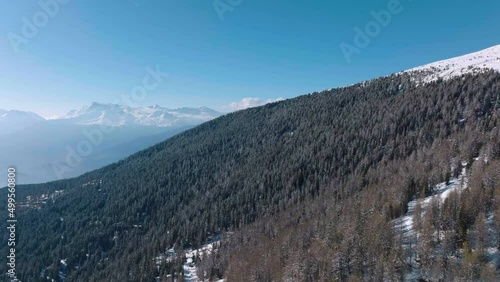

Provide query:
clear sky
left=1, top=0, right=500, bottom=117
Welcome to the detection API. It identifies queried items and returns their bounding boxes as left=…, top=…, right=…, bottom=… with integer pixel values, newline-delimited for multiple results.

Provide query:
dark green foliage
left=1, top=71, right=500, bottom=281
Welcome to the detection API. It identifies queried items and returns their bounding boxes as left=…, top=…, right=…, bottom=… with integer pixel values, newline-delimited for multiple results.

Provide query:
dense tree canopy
left=2, top=71, right=500, bottom=281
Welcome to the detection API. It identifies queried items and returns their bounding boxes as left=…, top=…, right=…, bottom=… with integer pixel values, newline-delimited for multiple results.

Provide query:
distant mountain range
left=0, top=104, right=222, bottom=185
left=61, top=102, right=221, bottom=127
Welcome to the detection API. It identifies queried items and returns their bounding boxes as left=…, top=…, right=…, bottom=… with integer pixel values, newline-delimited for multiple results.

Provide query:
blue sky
left=1, top=0, right=500, bottom=117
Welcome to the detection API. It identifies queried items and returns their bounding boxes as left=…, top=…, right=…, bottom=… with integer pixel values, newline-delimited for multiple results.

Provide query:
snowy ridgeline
left=317, top=45, right=500, bottom=94
left=404, top=45, right=500, bottom=83
left=155, top=239, right=224, bottom=282
left=393, top=161, right=500, bottom=280
left=62, top=103, right=221, bottom=127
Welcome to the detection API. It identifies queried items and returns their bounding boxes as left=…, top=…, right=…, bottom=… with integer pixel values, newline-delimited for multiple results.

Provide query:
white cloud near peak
left=226, top=97, right=285, bottom=111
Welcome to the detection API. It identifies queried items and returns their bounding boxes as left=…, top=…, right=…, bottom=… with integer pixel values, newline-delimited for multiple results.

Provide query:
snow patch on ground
left=394, top=164, right=468, bottom=281
left=485, top=213, right=500, bottom=268
left=155, top=238, right=224, bottom=282
left=394, top=165, right=468, bottom=242
left=183, top=242, right=219, bottom=282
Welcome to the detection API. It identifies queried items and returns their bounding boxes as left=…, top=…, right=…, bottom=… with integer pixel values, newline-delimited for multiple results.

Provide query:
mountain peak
left=0, top=109, right=45, bottom=135
left=61, top=103, right=222, bottom=127
left=404, top=44, right=500, bottom=83
left=149, top=104, right=163, bottom=109
left=88, top=102, right=122, bottom=109
left=0, top=109, right=45, bottom=121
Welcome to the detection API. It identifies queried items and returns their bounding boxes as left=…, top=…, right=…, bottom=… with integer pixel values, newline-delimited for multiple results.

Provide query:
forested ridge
left=2, top=71, right=500, bottom=281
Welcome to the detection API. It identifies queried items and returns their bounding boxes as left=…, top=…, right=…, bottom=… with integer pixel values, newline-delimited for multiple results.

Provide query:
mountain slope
left=3, top=45, right=500, bottom=281
left=3, top=68, right=500, bottom=281
left=405, top=44, right=500, bottom=83
left=0, top=109, right=45, bottom=135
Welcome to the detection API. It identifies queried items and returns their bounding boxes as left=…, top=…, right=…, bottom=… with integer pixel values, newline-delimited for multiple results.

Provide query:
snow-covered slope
left=404, top=45, right=500, bottom=83
left=393, top=163, right=469, bottom=281
left=61, top=102, right=222, bottom=127
left=154, top=239, right=225, bottom=282
left=393, top=159, right=500, bottom=280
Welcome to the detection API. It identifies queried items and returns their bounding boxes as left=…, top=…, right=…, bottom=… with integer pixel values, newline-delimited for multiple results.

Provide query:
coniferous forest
left=2, top=71, right=500, bottom=281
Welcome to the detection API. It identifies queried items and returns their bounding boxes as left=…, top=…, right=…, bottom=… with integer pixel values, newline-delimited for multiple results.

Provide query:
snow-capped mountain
left=0, top=109, right=45, bottom=135
left=61, top=102, right=222, bottom=127
left=0, top=103, right=222, bottom=185
left=404, top=45, right=500, bottom=83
